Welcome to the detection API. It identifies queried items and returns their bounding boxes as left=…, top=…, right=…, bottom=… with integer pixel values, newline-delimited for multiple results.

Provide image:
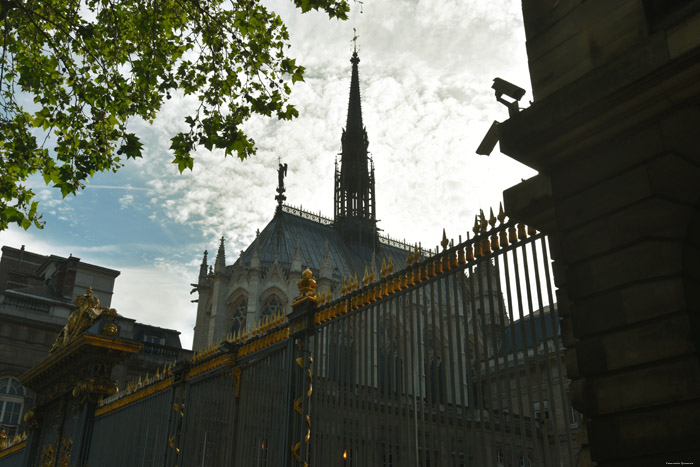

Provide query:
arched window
left=328, top=319, right=354, bottom=385
left=424, top=330, right=445, bottom=404
left=378, top=319, right=401, bottom=394
left=230, top=298, right=247, bottom=335
left=0, top=377, right=26, bottom=436
left=261, top=296, right=283, bottom=318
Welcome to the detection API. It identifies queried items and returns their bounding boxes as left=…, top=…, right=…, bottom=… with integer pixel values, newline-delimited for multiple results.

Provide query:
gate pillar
left=285, top=269, right=318, bottom=467
left=19, top=289, right=141, bottom=467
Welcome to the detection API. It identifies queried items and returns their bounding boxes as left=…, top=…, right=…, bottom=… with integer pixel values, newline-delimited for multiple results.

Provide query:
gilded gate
left=0, top=208, right=579, bottom=466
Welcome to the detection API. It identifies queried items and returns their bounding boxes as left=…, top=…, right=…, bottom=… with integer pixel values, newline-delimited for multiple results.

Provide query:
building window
left=0, top=377, right=26, bottom=436
left=144, top=335, right=164, bottom=345
left=571, top=407, right=583, bottom=428
left=533, top=400, right=550, bottom=421
left=378, top=319, right=400, bottom=393
left=496, top=449, right=504, bottom=467
left=424, top=330, right=445, bottom=404
left=231, top=298, right=247, bottom=335
left=262, top=296, right=283, bottom=318
left=329, top=320, right=354, bottom=385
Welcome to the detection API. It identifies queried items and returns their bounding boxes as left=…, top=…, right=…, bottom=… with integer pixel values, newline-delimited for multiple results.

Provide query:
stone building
left=191, top=50, right=476, bottom=351
left=0, top=245, right=189, bottom=437
left=498, top=1, right=700, bottom=464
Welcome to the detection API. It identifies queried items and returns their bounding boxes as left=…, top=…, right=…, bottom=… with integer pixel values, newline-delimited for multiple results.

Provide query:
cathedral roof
left=233, top=208, right=410, bottom=278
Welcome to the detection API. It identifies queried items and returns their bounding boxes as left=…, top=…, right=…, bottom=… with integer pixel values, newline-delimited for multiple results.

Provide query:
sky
left=0, top=0, right=536, bottom=349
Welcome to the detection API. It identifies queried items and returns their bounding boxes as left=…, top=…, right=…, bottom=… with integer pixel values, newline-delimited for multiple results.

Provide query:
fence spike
left=498, top=202, right=506, bottom=224
left=441, top=228, right=449, bottom=251
left=489, top=207, right=497, bottom=228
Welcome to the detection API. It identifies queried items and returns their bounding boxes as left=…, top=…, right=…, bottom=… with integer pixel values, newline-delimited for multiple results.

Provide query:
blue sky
left=1, top=0, right=536, bottom=348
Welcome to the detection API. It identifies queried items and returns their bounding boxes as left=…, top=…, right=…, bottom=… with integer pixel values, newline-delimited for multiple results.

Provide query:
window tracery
left=230, top=298, right=247, bottom=335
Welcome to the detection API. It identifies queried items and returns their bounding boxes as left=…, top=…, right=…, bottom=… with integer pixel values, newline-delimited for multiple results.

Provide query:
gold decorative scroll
left=50, top=288, right=118, bottom=354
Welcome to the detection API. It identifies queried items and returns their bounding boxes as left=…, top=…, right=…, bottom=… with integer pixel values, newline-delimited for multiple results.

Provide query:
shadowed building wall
left=499, top=1, right=700, bottom=465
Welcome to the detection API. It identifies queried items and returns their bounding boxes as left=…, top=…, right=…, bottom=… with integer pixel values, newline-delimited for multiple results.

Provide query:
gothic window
left=378, top=319, right=400, bottom=394
left=329, top=320, right=354, bottom=385
left=533, top=400, right=550, bottom=421
left=571, top=407, right=583, bottom=428
left=261, top=296, right=283, bottom=318
left=231, top=298, right=247, bottom=335
left=424, top=330, right=445, bottom=405
left=0, top=377, right=26, bottom=436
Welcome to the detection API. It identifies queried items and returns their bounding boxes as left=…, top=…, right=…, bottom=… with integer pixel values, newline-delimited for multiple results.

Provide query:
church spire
left=215, top=236, right=226, bottom=273
left=334, top=46, right=377, bottom=249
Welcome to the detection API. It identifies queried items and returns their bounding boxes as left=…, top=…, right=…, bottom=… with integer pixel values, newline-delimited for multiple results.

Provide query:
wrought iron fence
left=2, top=208, right=578, bottom=467
left=307, top=212, right=577, bottom=466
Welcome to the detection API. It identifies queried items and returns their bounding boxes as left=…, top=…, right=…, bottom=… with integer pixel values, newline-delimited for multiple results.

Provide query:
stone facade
left=500, top=1, right=700, bottom=464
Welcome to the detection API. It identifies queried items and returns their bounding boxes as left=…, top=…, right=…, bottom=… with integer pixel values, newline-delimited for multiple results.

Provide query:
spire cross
left=352, top=28, right=359, bottom=53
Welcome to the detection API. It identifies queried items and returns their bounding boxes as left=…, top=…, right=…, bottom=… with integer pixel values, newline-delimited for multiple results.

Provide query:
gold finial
left=473, top=215, right=480, bottom=235
left=480, top=209, right=488, bottom=233
left=387, top=257, right=394, bottom=275
left=498, top=202, right=506, bottom=225
left=406, top=248, right=413, bottom=266
left=441, top=228, right=449, bottom=251
left=353, top=272, right=358, bottom=291
left=489, top=207, right=497, bottom=228
left=369, top=266, right=375, bottom=283
left=293, top=268, right=318, bottom=306
left=363, top=266, right=370, bottom=286
left=381, top=258, right=387, bottom=277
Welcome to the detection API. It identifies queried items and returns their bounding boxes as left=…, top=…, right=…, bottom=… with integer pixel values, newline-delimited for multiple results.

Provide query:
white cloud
left=111, top=261, right=198, bottom=350
left=5, top=0, right=537, bottom=350
left=119, top=193, right=135, bottom=210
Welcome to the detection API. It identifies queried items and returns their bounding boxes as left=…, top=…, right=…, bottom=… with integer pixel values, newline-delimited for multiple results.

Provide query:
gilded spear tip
left=441, top=228, right=449, bottom=251
left=489, top=207, right=497, bottom=228
left=498, top=202, right=506, bottom=224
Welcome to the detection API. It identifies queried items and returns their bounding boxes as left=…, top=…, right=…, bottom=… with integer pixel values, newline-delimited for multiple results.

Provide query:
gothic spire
left=199, top=250, right=208, bottom=280
left=215, top=236, right=226, bottom=273
left=346, top=51, right=364, bottom=135
left=334, top=48, right=377, bottom=250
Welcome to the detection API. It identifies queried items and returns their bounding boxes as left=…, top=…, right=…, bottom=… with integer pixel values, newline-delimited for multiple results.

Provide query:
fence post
left=285, top=269, right=318, bottom=466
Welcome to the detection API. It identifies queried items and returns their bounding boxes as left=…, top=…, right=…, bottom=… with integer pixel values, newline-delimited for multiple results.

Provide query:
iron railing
left=3, top=209, right=578, bottom=467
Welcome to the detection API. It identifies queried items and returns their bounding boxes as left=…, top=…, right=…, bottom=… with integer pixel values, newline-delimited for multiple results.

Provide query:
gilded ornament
left=101, top=323, right=118, bottom=336
left=51, top=288, right=119, bottom=354
left=293, top=269, right=318, bottom=306
left=498, top=202, right=507, bottom=225
left=441, top=228, right=449, bottom=251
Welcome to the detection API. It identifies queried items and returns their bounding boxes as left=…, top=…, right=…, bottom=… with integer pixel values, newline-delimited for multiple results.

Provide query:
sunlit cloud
left=5, top=0, right=536, bottom=351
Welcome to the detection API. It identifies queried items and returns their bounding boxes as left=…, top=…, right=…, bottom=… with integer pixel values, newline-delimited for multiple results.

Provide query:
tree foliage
left=0, top=0, right=349, bottom=230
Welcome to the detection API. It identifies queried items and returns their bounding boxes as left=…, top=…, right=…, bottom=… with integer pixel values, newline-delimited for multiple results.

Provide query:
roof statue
left=275, top=162, right=288, bottom=207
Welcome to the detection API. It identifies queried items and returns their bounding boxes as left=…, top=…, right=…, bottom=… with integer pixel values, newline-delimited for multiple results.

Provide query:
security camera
left=492, top=78, right=525, bottom=117
left=492, top=78, right=525, bottom=101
